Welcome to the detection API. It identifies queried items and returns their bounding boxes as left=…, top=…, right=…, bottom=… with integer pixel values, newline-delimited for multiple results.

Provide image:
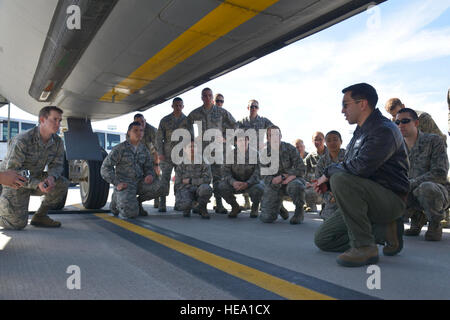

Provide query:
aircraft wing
left=0, top=0, right=384, bottom=121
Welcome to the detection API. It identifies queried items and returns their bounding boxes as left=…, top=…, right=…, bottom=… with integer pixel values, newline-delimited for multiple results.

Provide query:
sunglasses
left=342, top=99, right=362, bottom=109
left=215, top=99, right=224, bottom=103
left=395, top=118, right=413, bottom=125
left=250, top=105, right=259, bottom=109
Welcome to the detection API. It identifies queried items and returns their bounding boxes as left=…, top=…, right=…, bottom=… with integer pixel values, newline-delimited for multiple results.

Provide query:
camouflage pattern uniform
left=101, top=140, right=161, bottom=219
left=305, top=148, right=327, bottom=181
left=174, top=163, right=212, bottom=211
left=304, top=147, right=327, bottom=209
left=301, top=151, right=309, bottom=161
left=260, top=141, right=306, bottom=223
left=447, top=89, right=450, bottom=137
left=141, top=122, right=161, bottom=208
left=445, top=89, right=450, bottom=227
left=142, top=122, right=158, bottom=159
left=0, top=126, right=69, bottom=230
left=217, top=152, right=264, bottom=211
left=187, top=105, right=236, bottom=203
left=414, top=110, right=447, bottom=143
left=237, top=115, right=274, bottom=209
left=237, top=115, right=273, bottom=131
left=315, top=149, right=346, bottom=220
left=406, top=131, right=449, bottom=223
left=156, top=113, right=193, bottom=196
left=237, top=115, right=274, bottom=150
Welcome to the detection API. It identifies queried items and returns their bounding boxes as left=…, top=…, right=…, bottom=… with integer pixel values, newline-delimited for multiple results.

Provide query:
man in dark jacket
left=313, top=83, right=409, bottom=267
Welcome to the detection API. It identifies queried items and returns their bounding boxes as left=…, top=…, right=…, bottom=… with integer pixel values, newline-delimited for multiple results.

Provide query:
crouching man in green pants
left=313, top=83, right=410, bottom=267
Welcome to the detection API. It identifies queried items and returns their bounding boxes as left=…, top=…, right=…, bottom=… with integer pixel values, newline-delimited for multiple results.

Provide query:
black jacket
left=324, top=108, right=410, bottom=195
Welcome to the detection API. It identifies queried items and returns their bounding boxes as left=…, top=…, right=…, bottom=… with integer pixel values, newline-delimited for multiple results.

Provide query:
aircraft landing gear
left=79, top=152, right=109, bottom=209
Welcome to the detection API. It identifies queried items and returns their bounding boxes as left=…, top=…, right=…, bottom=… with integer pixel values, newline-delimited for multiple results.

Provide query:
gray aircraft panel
left=0, top=0, right=384, bottom=121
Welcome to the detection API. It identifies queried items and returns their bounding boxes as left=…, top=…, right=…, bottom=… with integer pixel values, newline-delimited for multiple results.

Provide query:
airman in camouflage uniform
left=101, top=122, right=161, bottom=219
left=174, top=142, right=213, bottom=219
left=396, top=109, right=449, bottom=241
left=156, top=98, right=194, bottom=212
left=447, top=89, right=450, bottom=137
left=260, top=126, right=306, bottom=225
left=304, top=132, right=327, bottom=212
left=217, top=137, right=264, bottom=218
left=385, top=98, right=447, bottom=143
left=315, top=148, right=346, bottom=220
left=134, top=114, right=158, bottom=160
left=446, top=89, right=450, bottom=227
left=214, top=93, right=225, bottom=108
left=187, top=88, right=236, bottom=214
left=237, top=100, right=274, bottom=143
left=237, top=99, right=273, bottom=211
left=294, top=139, right=308, bottom=160
left=0, top=106, right=69, bottom=230
left=134, top=114, right=161, bottom=209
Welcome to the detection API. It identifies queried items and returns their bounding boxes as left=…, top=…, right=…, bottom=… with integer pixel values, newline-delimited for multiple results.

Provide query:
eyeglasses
left=342, top=99, right=362, bottom=109
left=395, top=118, right=413, bottom=125
left=250, top=105, right=259, bottom=109
left=215, top=99, right=224, bottom=103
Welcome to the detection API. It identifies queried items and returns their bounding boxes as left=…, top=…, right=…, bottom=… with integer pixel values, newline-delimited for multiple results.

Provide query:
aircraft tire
left=80, top=150, right=109, bottom=209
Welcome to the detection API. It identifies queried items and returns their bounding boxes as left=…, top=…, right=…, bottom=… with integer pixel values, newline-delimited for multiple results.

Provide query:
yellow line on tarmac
left=95, top=213, right=335, bottom=300
left=100, top=0, right=280, bottom=103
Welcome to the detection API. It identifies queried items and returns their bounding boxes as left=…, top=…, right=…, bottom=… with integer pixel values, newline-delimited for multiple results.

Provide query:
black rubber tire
left=80, top=150, right=109, bottom=209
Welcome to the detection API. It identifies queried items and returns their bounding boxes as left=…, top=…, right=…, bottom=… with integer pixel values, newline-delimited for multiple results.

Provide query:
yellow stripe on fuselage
left=100, top=0, right=280, bottom=102
left=95, top=213, right=335, bottom=300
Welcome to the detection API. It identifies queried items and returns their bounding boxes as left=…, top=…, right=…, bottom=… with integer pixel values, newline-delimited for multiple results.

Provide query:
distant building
left=0, top=117, right=125, bottom=161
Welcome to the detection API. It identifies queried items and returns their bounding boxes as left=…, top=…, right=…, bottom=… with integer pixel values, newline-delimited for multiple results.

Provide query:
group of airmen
left=0, top=84, right=448, bottom=268
left=101, top=87, right=307, bottom=223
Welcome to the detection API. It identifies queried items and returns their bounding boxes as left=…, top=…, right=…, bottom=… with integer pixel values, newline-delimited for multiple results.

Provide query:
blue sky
left=2, top=0, right=449, bottom=153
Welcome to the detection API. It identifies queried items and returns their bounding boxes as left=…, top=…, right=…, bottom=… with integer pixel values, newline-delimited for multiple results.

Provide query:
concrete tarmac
left=1, top=185, right=449, bottom=300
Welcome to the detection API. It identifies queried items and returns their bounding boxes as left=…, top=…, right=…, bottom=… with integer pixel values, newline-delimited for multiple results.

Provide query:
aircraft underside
left=0, top=0, right=383, bottom=209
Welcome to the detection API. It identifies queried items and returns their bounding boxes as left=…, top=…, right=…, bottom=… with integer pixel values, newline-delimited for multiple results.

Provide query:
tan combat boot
left=425, top=220, right=442, bottom=241
left=228, top=200, right=241, bottom=219
left=138, top=201, right=148, bottom=217
left=336, top=246, right=379, bottom=267
left=214, top=197, right=228, bottom=214
left=404, top=212, right=427, bottom=236
left=305, top=204, right=317, bottom=212
left=383, top=217, right=404, bottom=256
left=198, top=203, right=210, bottom=219
left=279, top=204, right=289, bottom=220
left=440, top=209, right=450, bottom=228
left=289, top=206, right=304, bottom=225
left=30, top=206, right=61, bottom=228
left=153, top=197, right=159, bottom=209
left=243, top=194, right=251, bottom=210
left=183, top=209, right=191, bottom=218
left=250, top=202, right=259, bottom=218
